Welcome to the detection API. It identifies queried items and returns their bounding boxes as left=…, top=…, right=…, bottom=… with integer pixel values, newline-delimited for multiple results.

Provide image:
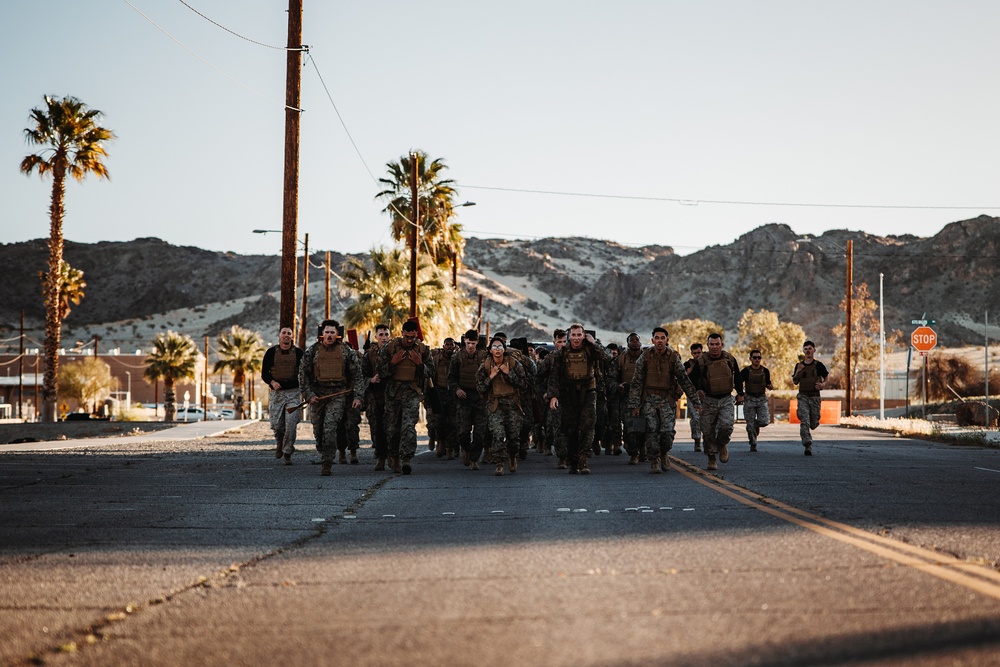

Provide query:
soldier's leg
left=385, top=397, right=403, bottom=468
left=796, top=395, right=813, bottom=451
left=471, top=398, right=489, bottom=469
left=268, top=390, right=285, bottom=457
left=744, top=398, right=759, bottom=447
left=658, top=403, right=677, bottom=472
left=487, top=409, right=508, bottom=473
left=425, top=401, right=438, bottom=452
left=282, top=396, right=302, bottom=457
left=690, top=409, right=703, bottom=451
left=577, top=391, right=598, bottom=473
left=506, top=408, right=523, bottom=472
left=398, top=390, right=422, bottom=472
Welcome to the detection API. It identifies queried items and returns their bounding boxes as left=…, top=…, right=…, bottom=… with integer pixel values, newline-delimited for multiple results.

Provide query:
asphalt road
left=2, top=420, right=999, bottom=666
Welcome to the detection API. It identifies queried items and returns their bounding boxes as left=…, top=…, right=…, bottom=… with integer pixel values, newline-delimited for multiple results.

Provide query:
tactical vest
left=798, top=362, right=820, bottom=393
left=315, top=345, right=345, bottom=383
left=702, top=354, right=735, bottom=395
left=643, top=348, right=677, bottom=396
left=457, top=349, right=484, bottom=390
left=434, top=350, right=453, bottom=387
left=619, top=351, right=639, bottom=386
left=745, top=367, right=767, bottom=395
left=389, top=339, right=425, bottom=383
left=271, top=348, right=297, bottom=382
left=486, top=356, right=516, bottom=398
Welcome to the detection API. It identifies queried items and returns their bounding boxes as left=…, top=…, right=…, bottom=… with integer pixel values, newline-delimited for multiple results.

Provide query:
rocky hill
left=1, top=217, right=998, bottom=351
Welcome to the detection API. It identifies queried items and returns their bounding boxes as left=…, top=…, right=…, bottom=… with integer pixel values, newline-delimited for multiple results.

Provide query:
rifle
left=285, top=388, right=354, bottom=414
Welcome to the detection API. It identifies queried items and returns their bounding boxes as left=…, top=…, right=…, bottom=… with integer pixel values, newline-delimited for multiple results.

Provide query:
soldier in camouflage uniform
left=684, top=343, right=704, bottom=451
left=427, top=337, right=458, bottom=459
left=361, top=324, right=391, bottom=470
left=739, top=350, right=773, bottom=452
left=335, top=344, right=364, bottom=465
left=689, top=333, right=743, bottom=471
left=612, top=333, right=644, bottom=464
left=449, top=329, right=489, bottom=470
left=603, top=343, right=623, bottom=456
left=477, top=337, right=528, bottom=476
left=535, top=329, right=567, bottom=465
left=547, top=324, right=610, bottom=474
left=261, top=326, right=304, bottom=464
left=627, top=327, right=701, bottom=473
left=299, top=319, right=365, bottom=476
left=792, top=340, right=829, bottom=456
left=376, top=320, right=435, bottom=474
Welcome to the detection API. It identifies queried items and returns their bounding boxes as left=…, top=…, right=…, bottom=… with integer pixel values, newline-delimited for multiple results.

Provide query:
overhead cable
left=177, top=0, right=306, bottom=51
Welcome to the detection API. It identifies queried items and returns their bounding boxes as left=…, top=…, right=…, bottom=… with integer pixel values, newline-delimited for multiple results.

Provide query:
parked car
left=219, top=408, right=235, bottom=420
left=174, top=406, right=220, bottom=422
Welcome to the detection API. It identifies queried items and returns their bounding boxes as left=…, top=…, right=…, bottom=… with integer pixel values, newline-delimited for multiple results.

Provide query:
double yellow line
left=670, top=457, right=1000, bottom=601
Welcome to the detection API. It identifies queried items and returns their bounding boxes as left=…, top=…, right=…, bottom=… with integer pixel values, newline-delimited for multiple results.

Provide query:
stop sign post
left=911, top=326, right=938, bottom=355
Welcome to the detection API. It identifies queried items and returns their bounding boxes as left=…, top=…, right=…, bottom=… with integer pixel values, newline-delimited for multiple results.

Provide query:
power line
left=462, top=184, right=1000, bottom=212
left=122, top=0, right=303, bottom=112
left=176, top=0, right=306, bottom=51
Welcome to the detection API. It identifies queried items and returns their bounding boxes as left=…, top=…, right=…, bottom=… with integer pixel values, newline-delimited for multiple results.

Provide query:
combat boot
left=719, top=443, right=729, bottom=463
left=462, top=449, right=471, bottom=467
left=373, top=458, right=386, bottom=471
left=509, top=454, right=518, bottom=473
left=338, top=450, right=347, bottom=464
left=436, top=441, right=446, bottom=458
left=350, top=450, right=359, bottom=464
left=650, top=458, right=661, bottom=474
left=321, top=462, right=333, bottom=476
left=401, top=459, right=413, bottom=475
left=495, top=461, right=505, bottom=476
left=558, top=457, right=569, bottom=470
left=660, top=452, right=670, bottom=472
left=628, top=454, right=639, bottom=465
left=390, top=457, right=402, bottom=473
left=578, top=453, right=591, bottom=475
left=707, top=455, right=717, bottom=471
left=694, top=438, right=702, bottom=452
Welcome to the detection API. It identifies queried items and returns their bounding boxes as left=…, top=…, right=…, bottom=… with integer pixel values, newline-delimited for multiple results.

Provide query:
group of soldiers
left=260, top=319, right=830, bottom=477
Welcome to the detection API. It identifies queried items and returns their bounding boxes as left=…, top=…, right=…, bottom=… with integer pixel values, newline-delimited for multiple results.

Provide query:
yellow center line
left=669, top=456, right=1000, bottom=601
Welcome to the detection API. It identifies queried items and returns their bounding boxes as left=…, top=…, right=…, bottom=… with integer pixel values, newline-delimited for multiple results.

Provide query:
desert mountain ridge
left=1, top=217, right=998, bottom=352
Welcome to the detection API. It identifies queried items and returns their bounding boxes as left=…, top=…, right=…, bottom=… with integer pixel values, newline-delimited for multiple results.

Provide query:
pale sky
left=4, top=1, right=1000, bottom=259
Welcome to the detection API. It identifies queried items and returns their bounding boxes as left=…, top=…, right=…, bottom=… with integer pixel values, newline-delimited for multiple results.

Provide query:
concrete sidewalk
left=0, top=420, right=258, bottom=452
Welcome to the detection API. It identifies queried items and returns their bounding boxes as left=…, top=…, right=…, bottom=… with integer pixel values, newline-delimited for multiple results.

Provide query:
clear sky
left=4, top=1, right=1000, bottom=258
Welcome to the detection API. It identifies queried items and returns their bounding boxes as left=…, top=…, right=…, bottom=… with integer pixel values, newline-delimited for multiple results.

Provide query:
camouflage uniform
left=261, top=344, right=304, bottom=457
left=376, top=337, right=435, bottom=470
left=793, top=360, right=829, bottom=450
left=428, top=347, right=457, bottom=458
left=547, top=341, right=610, bottom=473
left=627, top=346, right=700, bottom=468
left=298, top=340, right=365, bottom=466
left=361, top=343, right=388, bottom=463
left=476, top=351, right=528, bottom=472
left=739, top=364, right=772, bottom=449
left=535, top=353, right=566, bottom=460
left=690, top=350, right=743, bottom=465
left=613, top=347, right=643, bottom=460
left=684, top=357, right=703, bottom=449
left=449, top=346, right=489, bottom=466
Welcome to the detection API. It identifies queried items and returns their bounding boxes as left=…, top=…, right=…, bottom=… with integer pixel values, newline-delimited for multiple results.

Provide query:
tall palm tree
left=144, top=331, right=198, bottom=422
left=21, top=95, right=114, bottom=422
left=213, top=326, right=265, bottom=419
left=340, top=246, right=473, bottom=343
left=375, top=150, right=465, bottom=268
left=39, top=260, right=86, bottom=321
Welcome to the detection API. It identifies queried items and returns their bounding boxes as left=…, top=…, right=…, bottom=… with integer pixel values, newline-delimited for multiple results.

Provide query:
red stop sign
left=911, top=326, right=937, bottom=352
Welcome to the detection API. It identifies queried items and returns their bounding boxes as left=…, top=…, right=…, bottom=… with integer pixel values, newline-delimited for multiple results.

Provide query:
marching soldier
left=792, top=340, right=829, bottom=456
left=477, top=337, right=528, bottom=476
left=261, top=326, right=304, bottom=464
left=739, top=350, right=773, bottom=452
left=450, top=329, right=489, bottom=470
left=376, top=320, right=435, bottom=474
left=689, top=333, right=743, bottom=471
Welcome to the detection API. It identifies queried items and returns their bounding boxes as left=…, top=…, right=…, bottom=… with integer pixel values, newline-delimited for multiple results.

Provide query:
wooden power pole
left=280, top=0, right=303, bottom=331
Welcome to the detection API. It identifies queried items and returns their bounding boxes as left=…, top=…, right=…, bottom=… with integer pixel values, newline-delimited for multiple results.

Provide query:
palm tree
left=213, top=326, right=265, bottom=419
left=144, top=331, right=198, bottom=422
left=21, top=95, right=114, bottom=422
left=375, top=150, right=466, bottom=268
left=340, top=246, right=473, bottom=343
left=39, top=260, right=86, bottom=321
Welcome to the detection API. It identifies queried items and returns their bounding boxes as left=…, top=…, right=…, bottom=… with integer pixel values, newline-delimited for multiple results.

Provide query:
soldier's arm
left=675, top=357, right=701, bottom=405
left=261, top=347, right=275, bottom=385
left=626, top=354, right=645, bottom=410
left=475, top=362, right=491, bottom=396
left=298, top=348, right=315, bottom=401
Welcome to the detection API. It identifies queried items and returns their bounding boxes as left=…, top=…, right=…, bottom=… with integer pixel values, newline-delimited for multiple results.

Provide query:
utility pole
left=324, top=250, right=331, bottom=319
left=409, top=152, right=419, bottom=319
left=298, top=233, right=309, bottom=349
left=845, top=239, right=853, bottom=418
left=203, top=336, right=209, bottom=422
left=280, top=0, right=303, bottom=332
left=18, top=310, right=24, bottom=420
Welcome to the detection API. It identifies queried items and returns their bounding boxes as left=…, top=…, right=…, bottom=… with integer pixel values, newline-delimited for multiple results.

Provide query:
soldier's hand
left=697, top=390, right=705, bottom=400
left=391, top=350, right=407, bottom=365
left=456, top=388, right=467, bottom=399
left=309, top=396, right=319, bottom=404
left=499, top=363, right=510, bottom=374
left=270, top=381, right=281, bottom=391
left=351, top=398, right=362, bottom=409
left=408, top=349, right=422, bottom=364
left=549, top=397, right=559, bottom=411
left=370, top=374, right=381, bottom=384
left=736, top=395, right=745, bottom=405
left=631, top=408, right=639, bottom=417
